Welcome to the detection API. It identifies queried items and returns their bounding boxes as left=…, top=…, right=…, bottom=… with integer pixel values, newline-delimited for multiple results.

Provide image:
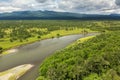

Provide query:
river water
left=0, top=33, right=97, bottom=80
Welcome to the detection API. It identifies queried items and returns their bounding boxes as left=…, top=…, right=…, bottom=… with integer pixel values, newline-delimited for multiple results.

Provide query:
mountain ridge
left=0, top=10, right=120, bottom=20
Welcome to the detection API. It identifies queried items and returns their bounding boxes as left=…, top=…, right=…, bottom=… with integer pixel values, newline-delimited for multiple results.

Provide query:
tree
left=57, top=33, right=60, bottom=38
left=10, top=39, right=13, bottom=42
left=52, top=36, right=54, bottom=39
left=0, top=31, right=5, bottom=38
left=0, top=47, right=3, bottom=54
left=37, top=36, right=41, bottom=39
left=102, top=69, right=120, bottom=80
left=82, top=29, right=88, bottom=35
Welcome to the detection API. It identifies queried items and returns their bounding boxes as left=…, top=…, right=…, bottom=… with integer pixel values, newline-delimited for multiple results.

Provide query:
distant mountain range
left=0, top=10, right=120, bottom=20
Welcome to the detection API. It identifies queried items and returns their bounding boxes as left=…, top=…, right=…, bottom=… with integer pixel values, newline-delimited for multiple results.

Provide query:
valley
left=0, top=20, right=120, bottom=80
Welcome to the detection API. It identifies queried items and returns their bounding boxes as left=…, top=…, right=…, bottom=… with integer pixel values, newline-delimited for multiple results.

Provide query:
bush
left=37, top=31, right=120, bottom=80
left=0, top=47, right=3, bottom=54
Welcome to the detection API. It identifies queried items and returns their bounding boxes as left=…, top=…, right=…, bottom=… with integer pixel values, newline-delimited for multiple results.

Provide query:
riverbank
left=0, top=64, right=34, bottom=80
left=0, top=29, right=96, bottom=56
left=3, top=49, right=18, bottom=55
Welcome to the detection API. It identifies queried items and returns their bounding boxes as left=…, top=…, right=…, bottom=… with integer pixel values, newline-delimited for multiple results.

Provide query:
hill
left=0, top=10, right=120, bottom=20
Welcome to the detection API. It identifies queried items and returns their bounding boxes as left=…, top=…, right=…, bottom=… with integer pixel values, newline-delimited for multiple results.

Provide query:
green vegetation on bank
left=0, top=20, right=98, bottom=54
left=1, top=20, right=120, bottom=54
left=1, top=29, right=92, bottom=54
left=36, top=20, right=120, bottom=80
left=37, top=31, right=120, bottom=80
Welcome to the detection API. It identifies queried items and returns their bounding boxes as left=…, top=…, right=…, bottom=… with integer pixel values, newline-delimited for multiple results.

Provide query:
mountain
left=0, top=10, right=120, bottom=20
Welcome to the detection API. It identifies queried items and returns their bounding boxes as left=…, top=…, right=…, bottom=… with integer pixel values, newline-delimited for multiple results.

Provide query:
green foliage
left=36, top=76, right=48, bottom=80
left=0, top=31, right=5, bottom=38
left=37, top=36, right=41, bottom=39
left=37, top=31, right=120, bottom=80
left=0, top=20, right=95, bottom=51
left=83, top=73, right=102, bottom=80
left=56, top=33, right=60, bottom=38
left=102, top=69, right=120, bottom=80
left=0, top=47, right=3, bottom=54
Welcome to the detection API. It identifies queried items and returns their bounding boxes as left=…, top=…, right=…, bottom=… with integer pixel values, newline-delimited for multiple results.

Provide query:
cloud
left=58, top=0, right=115, bottom=12
left=35, top=0, right=48, bottom=3
left=0, top=0, right=37, bottom=12
left=115, top=0, right=120, bottom=6
left=0, top=0, right=119, bottom=14
left=0, top=6, right=21, bottom=12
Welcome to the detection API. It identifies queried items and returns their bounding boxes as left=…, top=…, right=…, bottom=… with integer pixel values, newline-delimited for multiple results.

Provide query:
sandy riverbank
left=6, top=49, right=18, bottom=53
left=0, top=64, right=34, bottom=80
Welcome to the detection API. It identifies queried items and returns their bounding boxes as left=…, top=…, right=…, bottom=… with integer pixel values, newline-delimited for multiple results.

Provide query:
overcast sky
left=0, top=0, right=120, bottom=14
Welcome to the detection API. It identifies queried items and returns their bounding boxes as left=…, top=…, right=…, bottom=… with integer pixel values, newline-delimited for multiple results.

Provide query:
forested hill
left=0, top=10, right=120, bottom=20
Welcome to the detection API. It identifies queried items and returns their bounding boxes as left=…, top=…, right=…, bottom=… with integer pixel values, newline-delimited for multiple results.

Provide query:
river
left=0, top=33, right=97, bottom=80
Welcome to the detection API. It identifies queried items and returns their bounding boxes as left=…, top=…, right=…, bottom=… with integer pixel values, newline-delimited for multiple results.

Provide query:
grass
left=66, top=35, right=96, bottom=49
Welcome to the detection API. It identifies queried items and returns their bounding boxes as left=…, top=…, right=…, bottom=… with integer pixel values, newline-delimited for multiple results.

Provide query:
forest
left=35, top=20, right=120, bottom=80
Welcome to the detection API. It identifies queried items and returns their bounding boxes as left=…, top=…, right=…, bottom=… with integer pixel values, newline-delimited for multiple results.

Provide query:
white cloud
left=57, top=0, right=116, bottom=13
left=115, top=0, right=120, bottom=6
left=0, top=6, right=21, bottom=12
left=0, top=0, right=120, bottom=14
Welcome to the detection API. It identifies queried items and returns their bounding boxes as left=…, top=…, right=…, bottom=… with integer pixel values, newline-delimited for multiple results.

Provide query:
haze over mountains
left=0, top=10, right=120, bottom=20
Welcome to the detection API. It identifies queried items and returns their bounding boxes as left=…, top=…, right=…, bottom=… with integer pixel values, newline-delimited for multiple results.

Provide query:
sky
left=0, top=0, right=120, bottom=14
